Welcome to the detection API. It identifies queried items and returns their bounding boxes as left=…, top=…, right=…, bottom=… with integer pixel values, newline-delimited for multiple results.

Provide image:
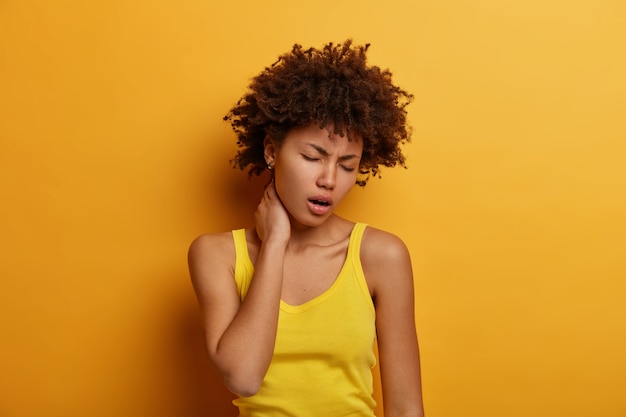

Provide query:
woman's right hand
left=255, top=181, right=291, bottom=245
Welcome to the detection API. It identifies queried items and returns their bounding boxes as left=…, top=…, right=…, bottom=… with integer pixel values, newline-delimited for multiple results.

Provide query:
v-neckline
left=242, top=223, right=358, bottom=313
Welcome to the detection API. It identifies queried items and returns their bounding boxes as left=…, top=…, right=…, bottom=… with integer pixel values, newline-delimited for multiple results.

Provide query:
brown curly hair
left=224, top=40, right=413, bottom=186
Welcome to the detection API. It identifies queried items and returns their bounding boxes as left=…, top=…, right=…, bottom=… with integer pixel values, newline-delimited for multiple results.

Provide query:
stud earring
left=267, top=162, right=273, bottom=170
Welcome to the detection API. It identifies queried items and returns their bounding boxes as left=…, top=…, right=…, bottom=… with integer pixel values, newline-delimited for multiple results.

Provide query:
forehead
left=283, top=124, right=363, bottom=154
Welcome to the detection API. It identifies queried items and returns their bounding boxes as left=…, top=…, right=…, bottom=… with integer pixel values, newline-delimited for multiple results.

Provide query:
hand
left=255, top=181, right=290, bottom=245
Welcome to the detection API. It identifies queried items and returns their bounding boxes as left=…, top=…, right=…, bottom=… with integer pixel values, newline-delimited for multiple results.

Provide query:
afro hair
left=224, top=39, right=413, bottom=186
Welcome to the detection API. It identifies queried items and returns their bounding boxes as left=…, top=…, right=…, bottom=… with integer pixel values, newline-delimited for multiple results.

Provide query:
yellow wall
left=1, top=1, right=625, bottom=416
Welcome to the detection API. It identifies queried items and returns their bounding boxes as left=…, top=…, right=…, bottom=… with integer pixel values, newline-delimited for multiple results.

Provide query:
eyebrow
left=305, top=142, right=360, bottom=161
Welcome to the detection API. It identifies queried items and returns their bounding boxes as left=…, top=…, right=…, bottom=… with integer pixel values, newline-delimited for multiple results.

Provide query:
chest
left=274, top=252, right=377, bottom=364
left=280, top=243, right=348, bottom=306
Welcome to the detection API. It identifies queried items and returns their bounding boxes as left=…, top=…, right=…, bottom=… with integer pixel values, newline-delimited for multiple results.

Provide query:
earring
left=267, top=162, right=273, bottom=170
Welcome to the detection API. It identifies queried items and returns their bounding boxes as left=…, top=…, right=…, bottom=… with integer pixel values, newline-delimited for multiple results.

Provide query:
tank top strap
left=347, top=223, right=374, bottom=305
left=232, top=228, right=253, bottom=301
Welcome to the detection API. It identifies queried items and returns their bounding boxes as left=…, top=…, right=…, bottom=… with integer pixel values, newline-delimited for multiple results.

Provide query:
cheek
left=274, top=180, right=287, bottom=203
left=272, top=167, right=294, bottom=203
left=275, top=159, right=307, bottom=188
left=339, top=180, right=357, bottom=197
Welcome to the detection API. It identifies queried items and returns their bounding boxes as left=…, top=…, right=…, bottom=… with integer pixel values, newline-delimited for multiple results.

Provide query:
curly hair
left=224, top=40, right=413, bottom=186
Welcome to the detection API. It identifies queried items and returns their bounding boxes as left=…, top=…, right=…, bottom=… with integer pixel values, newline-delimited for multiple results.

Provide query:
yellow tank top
left=231, top=223, right=377, bottom=417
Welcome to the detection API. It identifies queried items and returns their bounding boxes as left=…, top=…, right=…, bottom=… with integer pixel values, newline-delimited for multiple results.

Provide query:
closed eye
left=302, top=154, right=319, bottom=161
left=340, top=165, right=356, bottom=172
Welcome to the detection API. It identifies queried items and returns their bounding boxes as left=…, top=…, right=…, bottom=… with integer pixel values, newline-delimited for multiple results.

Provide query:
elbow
left=217, top=358, right=265, bottom=397
left=209, top=346, right=268, bottom=397
left=223, top=373, right=263, bottom=397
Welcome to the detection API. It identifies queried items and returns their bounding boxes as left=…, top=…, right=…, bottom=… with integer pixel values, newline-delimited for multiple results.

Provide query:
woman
left=189, top=40, right=424, bottom=417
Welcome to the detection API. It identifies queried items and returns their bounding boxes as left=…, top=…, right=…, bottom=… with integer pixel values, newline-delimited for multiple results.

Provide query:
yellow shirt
left=231, top=223, right=377, bottom=417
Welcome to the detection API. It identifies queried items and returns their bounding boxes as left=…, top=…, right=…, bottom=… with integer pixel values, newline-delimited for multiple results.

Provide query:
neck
left=287, top=215, right=352, bottom=249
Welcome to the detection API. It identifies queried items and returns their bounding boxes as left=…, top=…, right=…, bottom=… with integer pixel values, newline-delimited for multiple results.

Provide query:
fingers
left=263, top=181, right=277, bottom=201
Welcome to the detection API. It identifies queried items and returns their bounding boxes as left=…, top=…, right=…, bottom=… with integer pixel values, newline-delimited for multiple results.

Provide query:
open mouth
left=309, top=199, right=330, bottom=206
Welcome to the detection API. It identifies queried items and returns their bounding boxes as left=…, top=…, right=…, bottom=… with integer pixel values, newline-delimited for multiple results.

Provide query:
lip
left=307, top=195, right=333, bottom=215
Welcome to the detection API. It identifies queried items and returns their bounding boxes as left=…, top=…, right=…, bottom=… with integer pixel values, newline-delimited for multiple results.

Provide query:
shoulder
left=360, top=226, right=413, bottom=297
left=187, top=231, right=238, bottom=287
left=360, top=226, right=411, bottom=265
left=188, top=231, right=235, bottom=261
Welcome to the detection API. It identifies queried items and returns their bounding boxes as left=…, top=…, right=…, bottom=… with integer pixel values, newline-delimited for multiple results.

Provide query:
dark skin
left=189, top=124, right=424, bottom=416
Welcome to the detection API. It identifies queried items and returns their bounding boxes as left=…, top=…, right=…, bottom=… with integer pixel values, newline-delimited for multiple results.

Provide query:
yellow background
left=1, top=1, right=625, bottom=416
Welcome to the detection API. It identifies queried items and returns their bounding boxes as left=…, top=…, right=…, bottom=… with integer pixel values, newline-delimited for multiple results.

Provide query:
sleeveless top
left=231, top=223, right=377, bottom=417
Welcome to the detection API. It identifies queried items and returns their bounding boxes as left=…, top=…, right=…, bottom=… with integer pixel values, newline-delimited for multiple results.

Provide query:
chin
left=290, top=213, right=331, bottom=229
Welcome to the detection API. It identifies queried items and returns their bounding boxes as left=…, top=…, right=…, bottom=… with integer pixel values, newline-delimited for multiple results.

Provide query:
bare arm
left=362, top=228, right=425, bottom=417
left=188, top=183, right=290, bottom=396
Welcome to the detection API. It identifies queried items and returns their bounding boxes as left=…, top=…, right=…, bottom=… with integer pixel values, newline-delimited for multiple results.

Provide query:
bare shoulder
left=360, top=226, right=413, bottom=297
left=188, top=231, right=235, bottom=266
left=187, top=231, right=237, bottom=293
left=361, top=226, right=411, bottom=266
left=188, top=231, right=235, bottom=259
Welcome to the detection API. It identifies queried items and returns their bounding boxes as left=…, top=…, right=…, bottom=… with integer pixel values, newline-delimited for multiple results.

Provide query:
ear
left=263, top=136, right=276, bottom=167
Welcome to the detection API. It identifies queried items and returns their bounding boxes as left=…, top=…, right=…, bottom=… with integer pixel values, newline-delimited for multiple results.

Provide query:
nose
left=316, top=163, right=336, bottom=190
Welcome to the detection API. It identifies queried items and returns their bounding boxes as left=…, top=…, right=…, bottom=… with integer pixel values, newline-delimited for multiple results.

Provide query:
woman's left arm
left=362, top=228, right=425, bottom=417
